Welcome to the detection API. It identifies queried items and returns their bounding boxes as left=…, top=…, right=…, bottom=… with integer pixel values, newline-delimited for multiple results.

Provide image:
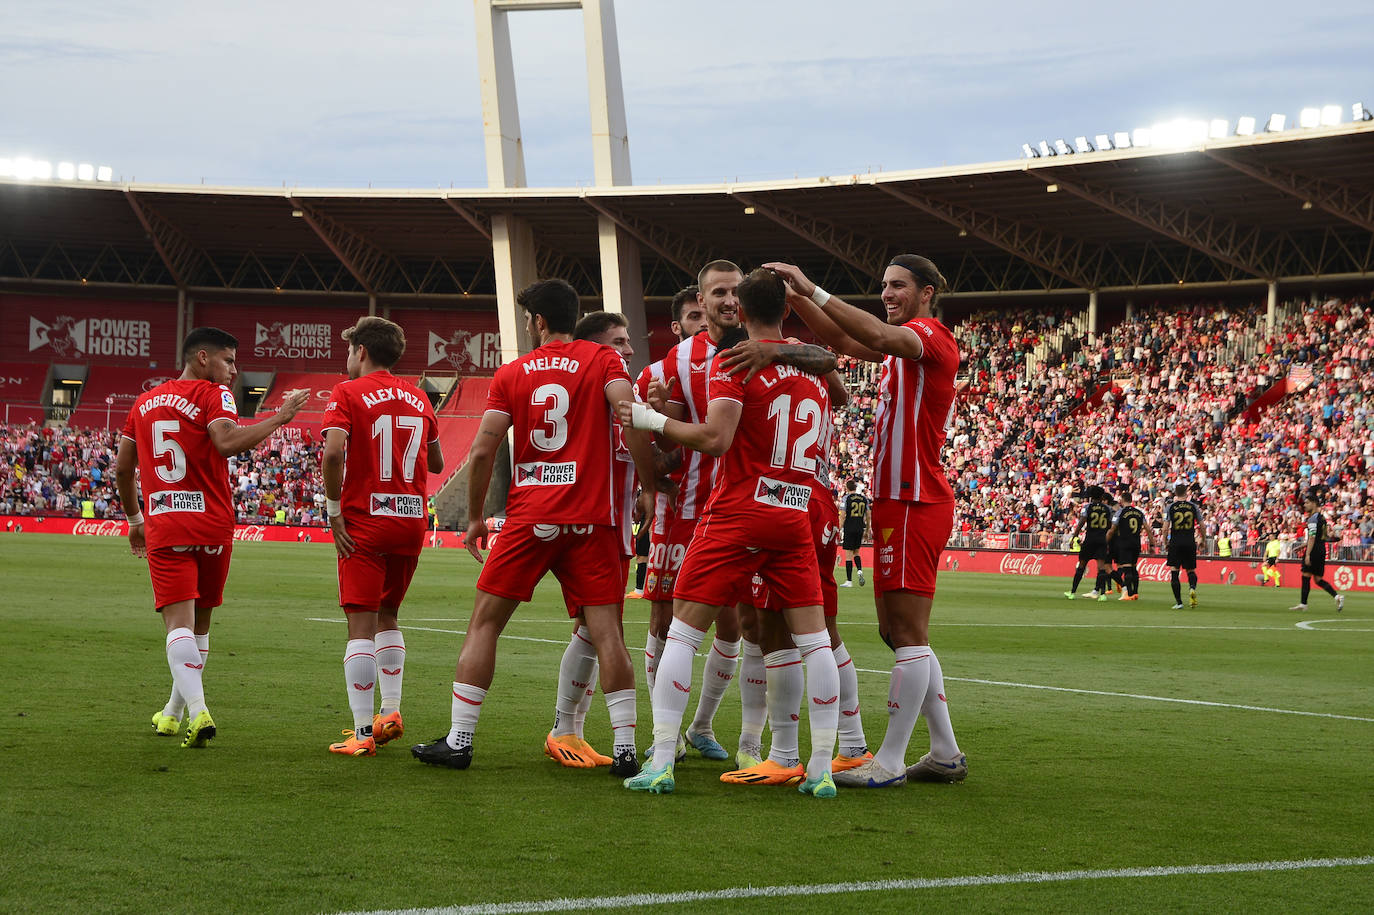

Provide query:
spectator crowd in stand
left=3, top=294, right=1371, bottom=559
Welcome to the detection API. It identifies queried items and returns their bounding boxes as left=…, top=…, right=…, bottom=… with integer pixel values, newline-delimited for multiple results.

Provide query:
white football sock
left=922, top=648, right=961, bottom=760
left=644, top=631, right=665, bottom=691
left=343, top=639, right=376, bottom=734
left=833, top=641, right=868, bottom=755
left=763, top=648, right=802, bottom=765
left=162, top=633, right=208, bottom=720
left=873, top=646, right=931, bottom=772
left=689, top=637, right=739, bottom=738
left=793, top=629, right=839, bottom=781
left=604, top=687, right=636, bottom=755
left=737, top=640, right=767, bottom=754
left=553, top=626, right=597, bottom=737
left=165, top=628, right=206, bottom=718
left=573, top=659, right=598, bottom=739
left=448, top=682, right=486, bottom=750
left=649, top=619, right=705, bottom=762
left=375, top=629, right=405, bottom=715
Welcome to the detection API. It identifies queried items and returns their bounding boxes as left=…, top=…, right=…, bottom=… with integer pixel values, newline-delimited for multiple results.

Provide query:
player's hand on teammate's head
left=464, top=518, right=489, bottom=563
left=718, top=339, right=779, bottom=382
left=278, top=389, right=311, bottom=420
left=761, top=262, right=814, bottom=298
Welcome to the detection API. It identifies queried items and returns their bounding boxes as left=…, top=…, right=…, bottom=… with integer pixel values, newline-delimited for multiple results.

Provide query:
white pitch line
left=917, top=674, right=1374, bottom=723
left=337, top=855, right=1374, bottom=915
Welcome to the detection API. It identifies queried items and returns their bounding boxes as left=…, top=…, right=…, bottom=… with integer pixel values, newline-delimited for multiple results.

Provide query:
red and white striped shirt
left=871, top=316, right=958, bottom=504
left=636, top=360, right=678, bottom=537
left=661, top=331, right=720, bottom=520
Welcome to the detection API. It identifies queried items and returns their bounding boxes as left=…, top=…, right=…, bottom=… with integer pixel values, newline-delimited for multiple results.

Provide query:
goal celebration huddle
left=121, top=254, right=973, bottom=797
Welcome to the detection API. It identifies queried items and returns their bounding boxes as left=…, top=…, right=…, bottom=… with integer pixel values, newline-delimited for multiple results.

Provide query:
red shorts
left=749, top=495, right=840, bottom=617
left=147, top=544, right=232, bottom=611
left=676, top=529, right=822, bottom=611
left=645, top=512, right=695, bottom=602
left=338, top=550, right=420, bottom=613
left=873, top=498, right=954, bottom=598
left=563, top=556, right=631, bottom=617
left=477, top=522, right=624, bottom=614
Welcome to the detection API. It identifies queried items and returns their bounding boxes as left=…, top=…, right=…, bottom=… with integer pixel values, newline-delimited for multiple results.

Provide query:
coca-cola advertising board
left=192, top=303, right=352, bottom=372
left=1, top=294, right=177, bottom=366
left=388, top=307, right=501, bottom=375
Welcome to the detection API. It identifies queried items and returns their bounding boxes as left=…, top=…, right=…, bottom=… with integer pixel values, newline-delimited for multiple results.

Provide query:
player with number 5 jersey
left=116, top=327, right=309, bottom=750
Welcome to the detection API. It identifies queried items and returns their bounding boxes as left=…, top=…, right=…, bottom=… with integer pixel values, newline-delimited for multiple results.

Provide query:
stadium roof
left=2, top=122, right=1372, bottom=303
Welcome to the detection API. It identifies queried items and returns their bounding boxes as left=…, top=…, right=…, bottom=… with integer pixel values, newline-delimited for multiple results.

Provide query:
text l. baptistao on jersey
left=871, top=315, right=958, bottom=504
left=486, top=338, right=629, bottom=525
left=321, top=370, right=439, bottom=555
left=661, top=330, right=720, bottom=520
left=121, top=378, right=238, bottom=549
left=696, top=343, right=832, bottom=550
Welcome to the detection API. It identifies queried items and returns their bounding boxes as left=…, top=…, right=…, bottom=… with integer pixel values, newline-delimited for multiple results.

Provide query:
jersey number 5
left=151, top=420, right=187, bottom=484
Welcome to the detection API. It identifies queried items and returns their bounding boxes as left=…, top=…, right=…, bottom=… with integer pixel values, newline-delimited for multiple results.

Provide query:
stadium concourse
left=5, top=291, right=1373, bottom=567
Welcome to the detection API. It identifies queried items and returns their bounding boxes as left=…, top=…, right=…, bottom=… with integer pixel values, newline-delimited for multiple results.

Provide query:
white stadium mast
left=473, top=0, right=648, bottom=369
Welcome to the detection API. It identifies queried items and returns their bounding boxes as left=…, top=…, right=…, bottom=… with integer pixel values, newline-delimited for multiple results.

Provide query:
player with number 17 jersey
left=121, top=378, right=239, bottom=550
left=321, top=371, right=439, bottom=554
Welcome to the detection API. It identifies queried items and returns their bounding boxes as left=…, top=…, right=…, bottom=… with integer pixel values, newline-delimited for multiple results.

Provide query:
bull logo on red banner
left=254, top=322, right=332, bottom=360
left=428, top=330, right=500, bottom=372
left=29, top=315, right=151, bottom=358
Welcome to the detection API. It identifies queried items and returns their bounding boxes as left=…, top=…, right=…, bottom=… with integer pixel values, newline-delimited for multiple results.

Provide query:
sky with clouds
left=4, top=0, right=1370, bottom=188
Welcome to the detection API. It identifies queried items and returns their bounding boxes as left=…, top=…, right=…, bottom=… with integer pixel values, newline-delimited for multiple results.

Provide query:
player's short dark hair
left=846, top=479, right=857, bottom=491
left=182, top=327, right=238, bottom=361
left=888, top=254, right=948, bottom=305
left=1303, top=489, right=1321, bottom=504
left=1119, top=490, right=1133, bottom=503
left=1174, top=483, right=1188, bottom=497
left=737, top=268, right=786, bottom=325
left=342, top=316, right=406, bottom=368
left=671, top=285, right=700, bottom=323
left=697, top=259, right=742, bottom=290
left=573, top=310, right=628, bottom=343
left=517, top=278, right=579, bottom=335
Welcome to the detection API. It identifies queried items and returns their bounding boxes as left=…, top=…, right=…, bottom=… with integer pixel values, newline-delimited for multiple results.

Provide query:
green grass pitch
left=2, top=534, right=1371, bottom=913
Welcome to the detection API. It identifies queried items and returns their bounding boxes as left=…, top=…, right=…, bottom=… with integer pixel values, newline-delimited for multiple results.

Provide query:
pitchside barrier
left=6, top=516, right=1373, bottom=593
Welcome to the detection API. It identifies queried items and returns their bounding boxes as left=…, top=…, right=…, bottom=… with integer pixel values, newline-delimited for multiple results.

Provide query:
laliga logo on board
left=254, top=322, right=332, bottom=359
left=428, top=330, right=501, bottom=372
left=29, top=315, right=151, bottom=358
left=1332, top=566, right=1356, bottom=592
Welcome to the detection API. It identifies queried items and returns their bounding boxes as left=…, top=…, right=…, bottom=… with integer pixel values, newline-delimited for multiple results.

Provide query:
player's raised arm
left=765, top=262, right=923, bottom=361
left=207, top=388, right=311, bottom=457
left=717, top=338, right=839, bottom=382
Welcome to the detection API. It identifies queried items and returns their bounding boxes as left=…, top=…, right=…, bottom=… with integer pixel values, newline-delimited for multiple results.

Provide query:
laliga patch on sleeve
left=221, top=389, right=237, bottom=412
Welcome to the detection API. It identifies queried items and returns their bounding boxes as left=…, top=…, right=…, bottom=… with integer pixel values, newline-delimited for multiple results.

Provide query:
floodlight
left=0, top=158, right=10, bottom=178
left=1132, top=127, right=1152, bottom=147
left=1321, top=105, right=1341, bottom=126
left=1354, top=102, right=1372, bottom=121
left=1113, top=131, right=1131, bottom=149
left=1236, top=116, right=1256, bottom=136
left=1095, top=133, right=1112, bottom=150
left=96, top=166, right=112, bottom=182
left=1021, top=143, right=1039, bottom=158
left=1054, top=138, right=1073, bottom=155
left=1074, top=136, right=1093, bottom=153
left=1209, top=119, right=1228, bottom=139
left=1299, top=107, right=1320, bottom=128
left=1265, top=113, right=1286, bottom=132
left=1038, top=140, right=1054, bottom=157
left=77, top=163, right=94, bottom=181
left=57, top=162, right=75, bottom=180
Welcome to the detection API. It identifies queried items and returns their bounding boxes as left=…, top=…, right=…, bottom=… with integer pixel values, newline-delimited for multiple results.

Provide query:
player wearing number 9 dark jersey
left=412, top=279, right=657, bottom=775
left=1106, top=490, right=1157, bottom=601
left=320, top=316, right=443, bottom=757
left=116, top=327, right=309, bottom=749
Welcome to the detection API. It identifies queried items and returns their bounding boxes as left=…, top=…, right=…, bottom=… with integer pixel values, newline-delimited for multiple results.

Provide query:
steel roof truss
left=123, top=190, right=213, bottom=289
left=732, top=193, right=890, bottom=280
left=1204, top=150, right=1374, bottom=236
left=875, top=184, right=1099, bottom=290
left=290, top=198, right=409, bottom=295
left=581, top=199, right=707, bottom=278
